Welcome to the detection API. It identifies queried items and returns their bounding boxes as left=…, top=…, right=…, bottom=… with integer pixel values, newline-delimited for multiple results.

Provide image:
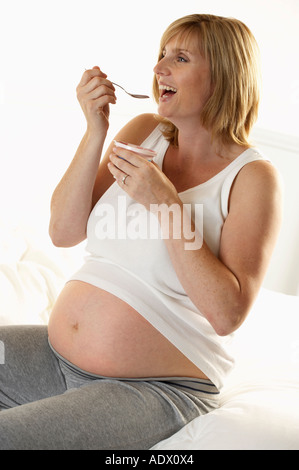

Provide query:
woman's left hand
left=107, top=146, right=181, bottom=211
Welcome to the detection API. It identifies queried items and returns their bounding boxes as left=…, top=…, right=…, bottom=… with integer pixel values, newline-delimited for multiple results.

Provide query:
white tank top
left=70, top=124, right=267, bottom=390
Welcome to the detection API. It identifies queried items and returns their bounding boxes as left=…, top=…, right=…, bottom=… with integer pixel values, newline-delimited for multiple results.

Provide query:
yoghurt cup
left=114, top=140, right=157, bottom=161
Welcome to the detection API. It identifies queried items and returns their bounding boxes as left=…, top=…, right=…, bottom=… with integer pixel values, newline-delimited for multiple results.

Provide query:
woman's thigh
left=0, top=325, right=66, bottom=408
left=0, top=378, right=207, bottom=450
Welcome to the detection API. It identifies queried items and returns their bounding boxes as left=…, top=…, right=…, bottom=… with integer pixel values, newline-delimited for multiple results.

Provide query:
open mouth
left=159, top=85, right=177, bottom=98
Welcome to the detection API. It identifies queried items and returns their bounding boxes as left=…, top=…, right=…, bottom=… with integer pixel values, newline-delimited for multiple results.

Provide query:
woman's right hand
left=76, top=66, right=117, bottom=136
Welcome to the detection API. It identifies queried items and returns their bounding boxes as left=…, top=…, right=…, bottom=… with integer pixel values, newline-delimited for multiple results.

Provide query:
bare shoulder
left=238, top=158, right=281, bottom=185
left=229, top=158, right=283, bottom=212
left=113, top=113, right=159, bottom=146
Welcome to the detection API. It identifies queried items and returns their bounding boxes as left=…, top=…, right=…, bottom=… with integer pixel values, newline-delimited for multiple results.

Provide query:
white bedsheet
left=153, top=288, right=299, bottom=450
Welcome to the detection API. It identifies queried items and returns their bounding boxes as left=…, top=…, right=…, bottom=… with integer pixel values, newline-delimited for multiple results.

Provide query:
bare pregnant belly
left=48, top=280, right=207, bottom=379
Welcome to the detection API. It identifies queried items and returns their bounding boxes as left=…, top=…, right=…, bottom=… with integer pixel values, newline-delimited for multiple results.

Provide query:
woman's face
left=153, top=33, right=213, bottom=127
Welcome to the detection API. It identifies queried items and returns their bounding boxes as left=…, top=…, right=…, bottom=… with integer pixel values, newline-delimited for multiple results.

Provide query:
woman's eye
left=177, top=56, right=187, bottom=63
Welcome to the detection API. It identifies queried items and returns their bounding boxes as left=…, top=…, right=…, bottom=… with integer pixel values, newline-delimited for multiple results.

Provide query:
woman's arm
left=49, top=131, right=106, bottom=247
left=160, top=161, right=282, bottom=335
left=49, top=67, right=117, bottom=247
left=49, top=70, right=157, bottom=247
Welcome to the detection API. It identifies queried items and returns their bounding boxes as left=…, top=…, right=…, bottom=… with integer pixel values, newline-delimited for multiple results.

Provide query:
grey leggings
left=0, top=325, right=219, bottom=450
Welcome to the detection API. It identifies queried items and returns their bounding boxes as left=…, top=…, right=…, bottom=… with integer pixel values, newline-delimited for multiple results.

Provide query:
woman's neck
left=176, top=123, right=248, bottom=164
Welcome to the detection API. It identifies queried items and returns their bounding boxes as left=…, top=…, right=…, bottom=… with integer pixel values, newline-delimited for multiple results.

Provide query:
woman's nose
left=153, top=57, right=169, bottom=76
left=153, top=62, right=161, bottom=76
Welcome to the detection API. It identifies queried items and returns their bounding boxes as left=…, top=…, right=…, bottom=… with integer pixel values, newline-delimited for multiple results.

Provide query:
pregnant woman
left=0, top=14, right=281, bottom=449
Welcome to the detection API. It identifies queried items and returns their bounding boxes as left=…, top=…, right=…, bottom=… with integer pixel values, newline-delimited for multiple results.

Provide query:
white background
left=0, top=0, right=298, bottom=246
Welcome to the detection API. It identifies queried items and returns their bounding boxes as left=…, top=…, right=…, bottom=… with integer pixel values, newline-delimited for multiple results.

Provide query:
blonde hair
left=153, top=14, right=261, bottom=147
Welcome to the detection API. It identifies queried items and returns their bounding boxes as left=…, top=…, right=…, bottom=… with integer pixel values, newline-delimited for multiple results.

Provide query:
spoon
left=112, top=82, right=149, bottom=99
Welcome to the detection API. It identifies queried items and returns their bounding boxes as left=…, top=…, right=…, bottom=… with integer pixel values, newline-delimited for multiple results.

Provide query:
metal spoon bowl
left=112, top=82, right=149, bottom=99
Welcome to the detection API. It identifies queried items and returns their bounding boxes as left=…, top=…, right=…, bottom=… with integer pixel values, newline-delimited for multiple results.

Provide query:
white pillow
left=0, top=226, right=65, bottom=325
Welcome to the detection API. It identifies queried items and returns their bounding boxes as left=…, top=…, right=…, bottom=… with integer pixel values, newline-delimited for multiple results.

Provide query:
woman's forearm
left=49, top=130, right=106, bottom=247
left=166, top=237, right=243, bottom=336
